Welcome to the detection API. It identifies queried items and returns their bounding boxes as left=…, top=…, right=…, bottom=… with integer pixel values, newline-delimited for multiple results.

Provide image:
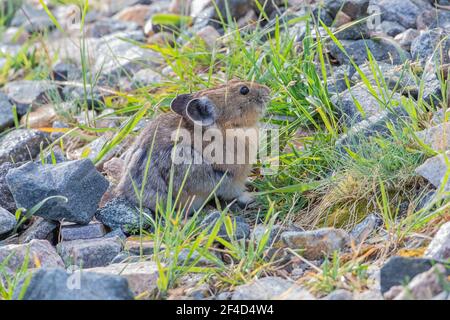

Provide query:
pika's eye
left=240, top=86, right=249, bottom=95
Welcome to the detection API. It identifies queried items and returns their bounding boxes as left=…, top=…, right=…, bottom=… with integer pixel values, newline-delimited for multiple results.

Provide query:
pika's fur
left=115, top=80, right=271, bottom=212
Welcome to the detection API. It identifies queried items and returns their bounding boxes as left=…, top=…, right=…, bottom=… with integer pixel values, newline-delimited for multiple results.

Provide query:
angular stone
left=0, top=239, right=64, bottom=270
left=86, top=19, right=140, bottom=38
left=60, top=222, right=107, bottom=241
left=10, top=4, right=54, bottom=33
left=0, top=162, right=22, bottom=213
left=200, top=211, right=250, bottom=241
left=322, top=289, right=353, bottom=300
left=113, top=4, right=152, bottom=27
left=0, top=92, right=14, bottom=130
left=0, top=207, right=15, bottom=236
left=57, top=237, right=123, bottom=268
left=19, top=104, right=57, bottom=129
left=14, top=268, right=134, bottom=300
left=132, top=68, right=162, bottom=89
left=415, top=152, right=450, bottom=190
left=416, top=123, right=450, bottom=152
left=411, top=29, right=450, bottom=66
left=281, top=228, right=350, bottom=260
left=18, top=217, right=58, bottom=243
left=395, top=28, right=420, bottom=50
left=3, top=80, right=58, bottom=115
left=0, top=129, right=50, bottom=163
left=350, top=213, right=382, bottom=243
left=425, top=221, right=450, bottom=261
left=6, top=159, right=109, bottom=224
left=376, top=0, right=429, bottom=29
left=96, top=197, right=152, bottom=234
left=86, top=261, right=159, bottom=297
left=232, top=276, right=315, bottom=300
left=380, top=256, right=450, bottom=293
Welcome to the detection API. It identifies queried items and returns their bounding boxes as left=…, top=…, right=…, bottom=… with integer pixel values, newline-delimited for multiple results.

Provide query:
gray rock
left=200, top=211, right=250, bottom=241
left=86, top=19, right=140, bottom=38
left=232, top=276, right=315, bottom=300
left=380, top=256, right=450, bottom=293
left=322, top=289, right=354, bottom=300
left=329, top=39, right=410, bottom=65
left=14, top=268, right=134, bottom=300
left=335, top=22, right=370, bottom=40
left=281, top=228, right=350, bottom=260
left=376, top=0, right=430, bottom=29
left=62, top=83, right=106, bottom=109
left=327, top=65, right=356, bottom=95
left=60, top=222, right=107, bottom=241
left=96, top=197, right=152, bottom=234
left=18, top=217, right=58, bottom=243
left=0, top=239, right=64, bottom=270
left=6, top=159, right=109, bottom=224
left=415, top=122, right=450, bottom=152
left=422, top=71, right=443, bottom=106
left=378, top=20, right=406, bottom=37
left=0, top=129, right=50, bottom=163
left=327, top=0, right=369, bottom=20
left=52, top=62, right=81, bottom=82
left=425, top=221, right=450, bottom=261
left=0, top=207, right=15, bottom=236
left=57, top=237, right=123, bottom=268
left=415, top=152, right=450, bottom=190
left=395, top=28, right=420, bottom=50
left=3, top=80, right=58, bottom=115
left=132, top=68, right=162, bottom=88
left=10, top=4, right=54, bottom=33
left=104, top=228, right=127, bottom=239
left=350, top=213, right=382, bottom=243
left=253, top=224, right=284, bottom=247
left=411, top=29, right=450, bottom=66
left=0, top=92, right=14, bottom=130
left=0, top=162, right=22, bottom=213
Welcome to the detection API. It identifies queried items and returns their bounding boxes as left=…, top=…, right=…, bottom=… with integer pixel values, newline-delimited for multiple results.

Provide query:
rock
left=421, top=70, right=442, bottom=106
left=425, top=221, right=450, bottom=260
left=57, top=237, right=123, bottom=268
left=0, top=207, right=15, bottom=236
left=0, top=129, right=50, bottom=163
left=327, top=64, right=356, bottom=95
left=10, top=4, right=54, bottom=33
left=0, top=239, right=64, bottom=270
left=393, top=264, right=448, bottom=300
left=96, top=0, right=151, bottom=16
left=3, top=80, right=58, bottom=115
left=350, top=213, right=382, bottom=243
left=0, top=92, right=14, bottom=130
left=415, top=152, right=450, bottom=190
left=113, top=4, right=152, bottom=27
left=18, top=217, right=58, bottom=243
left=416, top=123, right=450, bottom=152
left=231, top=276, right=315, bottom=300
left=6, top=159, right=109, bottom=224
left=103, top=157, right=125, bottom=183
left=96, top=197, right=152, bottom=234
left=329, top=39, right=410, bottom=66
left=193, top=25, right=221, bottom=49
left=60, top=221, right=107, bottom=241
left=322, top=289, right=353, bottom=300
left=0, top=162, right=22, bottom=213
left=19, top=104, right=57, bottom=129
left=331, top=84, right=404, bottom=126
left=200, top=211, right=250, bottom=241
left=14, top=268, right=134, bottom=300
left=62, top=83, right=106, bottom=109
left=253, top=224, right=284, bottom=247
left=338, top=0, right=370, bottom=20
left=86, top=19, right=140, bottom=38
left=86, top=261, right=159, bottom=297
left=378, top=20, right=405, bottom=37
left=281, top=228, right=350, bottom=260
left=131, top=69, right=162, bottom=89
left=395, top=28, right=420, bottom=50
left=52, top=62, right=80, bottom=81
left=354, top=290, right=384, bottom=300
left=379, top=256, right=450, bottom=293
left=335, top=22, right=370, bottom=40
left=411, top=29, right=450, bottom=66
left=376, top=0, right=431, bottom=29
left=94, top=31, right=161, bottom=79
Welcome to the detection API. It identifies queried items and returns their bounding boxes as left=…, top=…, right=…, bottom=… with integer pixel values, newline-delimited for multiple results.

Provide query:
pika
left=115, top=80, right=271, bottom=213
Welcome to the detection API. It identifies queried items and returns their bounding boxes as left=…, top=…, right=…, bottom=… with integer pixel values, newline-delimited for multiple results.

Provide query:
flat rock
left=0, top=207, right=15, bottom=236
left=232, top=276, right=315, bottom=300
left=3, top=80, right=58, bottom=115
left=0, top=129, right=50, bottom=163
left=86, top=261, right=159, bottom=297
left=281, top=228, right=350, bottom=260
left=6, top=159, right=109, bottom=224
left=415, top=152, right=450, bottom=190
left=14, top=268, right=134, bottom=300
left=60, top=221, right=107, bottom=241
left=379, top=256, right=450, bottom=293
left=425, top=221, right=450, bottom=261
left=0, top=92, right=14, bottom=130
left=0, top=239, right=64, bottom=270
left=57, top=237, right=123, bottom=268
left=18, top=217, right=58, bottom=243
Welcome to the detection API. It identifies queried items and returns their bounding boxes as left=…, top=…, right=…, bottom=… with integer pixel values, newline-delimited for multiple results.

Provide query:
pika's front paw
left=237, top=192, right=255, bottom=209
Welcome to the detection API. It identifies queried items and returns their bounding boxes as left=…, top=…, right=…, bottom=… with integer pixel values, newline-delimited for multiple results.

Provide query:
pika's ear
left=186, top=97, right=216, bottom=126
left=170, top=93, right=193, bottom=116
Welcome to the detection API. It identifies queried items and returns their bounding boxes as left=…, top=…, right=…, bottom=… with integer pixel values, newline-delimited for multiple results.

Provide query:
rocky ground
left=0, top=0, right=450, bottom=300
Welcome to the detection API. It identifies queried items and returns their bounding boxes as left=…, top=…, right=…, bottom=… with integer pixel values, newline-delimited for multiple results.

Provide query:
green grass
left=2, top=1, right=450, bottom=299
